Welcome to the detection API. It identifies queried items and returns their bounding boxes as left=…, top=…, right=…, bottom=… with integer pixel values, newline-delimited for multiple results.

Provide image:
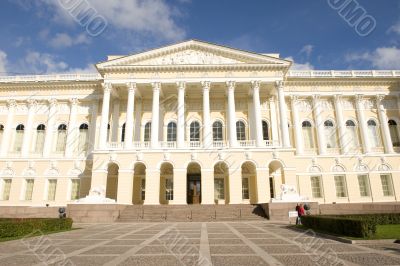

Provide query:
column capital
left=311, top=94, right=321, bottom=105
left=151, top=82, right=161, bottom=91
left=376, top=94, right=385, bottom=104
left=27, top=99, right=38, bottom=109
left=275, top=80, right=284, bottom=89
left=6, top=99, right=17, bottom=108
left=355, top=94, right=364, bottom=103
left=176, top=81, right=186, bottom=90
left=201, top=81, right=211, bottom=90
left=226, top=81, right=236, bottom=90
left=251, top=80, right=261, bottom=90
left=290, top=94, right=299, bottom=103
left=126, top=82, right=137, bottom=92
left=268, top=95, right=276, bottom=102
left=333, top=94, right=343, bottom=102
left=69, top=98, right=79, bottom=106
left=102, top=82, right=112, bottom=93
left=48, top=98, right=58, bottom=107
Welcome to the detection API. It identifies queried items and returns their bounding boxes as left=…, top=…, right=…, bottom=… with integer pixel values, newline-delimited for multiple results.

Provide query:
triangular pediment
left=96, top=40, right=291, bottom=69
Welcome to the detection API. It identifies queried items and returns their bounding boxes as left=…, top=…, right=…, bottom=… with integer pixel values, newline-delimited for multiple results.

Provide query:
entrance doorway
left=187, top=174, right=201, bottom=204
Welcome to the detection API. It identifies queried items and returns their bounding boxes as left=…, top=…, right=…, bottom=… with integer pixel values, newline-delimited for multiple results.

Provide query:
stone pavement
left=0, top=221, right=399, bottom=266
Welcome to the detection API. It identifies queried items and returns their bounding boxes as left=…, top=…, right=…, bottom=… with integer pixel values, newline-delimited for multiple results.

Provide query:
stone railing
left=0, top=73, right=101, bottom=83
left=288, top=70, right=400, bottom=78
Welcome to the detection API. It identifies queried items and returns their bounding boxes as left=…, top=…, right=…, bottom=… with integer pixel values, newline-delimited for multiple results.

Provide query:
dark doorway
left=269, top=176, right=275, bottom=199
left=187, top=174, right=201, bottom=204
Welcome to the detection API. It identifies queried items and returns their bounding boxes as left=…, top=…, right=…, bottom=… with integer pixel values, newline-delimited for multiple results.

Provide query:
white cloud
left=388, top=21, right=400, bottom=35
left=49, top=33, right=91, bottom=48
left=345, top=46, right=400, bottom=69
left=0, top=50, right=8, bottom=75
left=300, top=44, right=314, bottom=58
left=285, top=56, right=314, bottom=70
left=65, top=64, right=97, bottom=74
left=38, top=0, right=186, bottom=41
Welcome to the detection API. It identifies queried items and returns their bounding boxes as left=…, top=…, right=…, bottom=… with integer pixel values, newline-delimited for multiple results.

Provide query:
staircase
left=117, top=204, right=267, bottom=222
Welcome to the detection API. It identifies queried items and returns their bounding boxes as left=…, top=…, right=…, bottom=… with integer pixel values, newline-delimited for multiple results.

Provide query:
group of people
left=295, top=203, right=305, bottom=225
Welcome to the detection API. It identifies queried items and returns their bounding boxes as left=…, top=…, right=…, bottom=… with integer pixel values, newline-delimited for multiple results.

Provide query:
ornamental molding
left=296, top=99, right=312, bottom=112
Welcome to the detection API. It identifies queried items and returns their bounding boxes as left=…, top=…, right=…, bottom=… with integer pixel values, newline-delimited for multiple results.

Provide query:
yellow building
left=0, top=40, right=399, bottom=208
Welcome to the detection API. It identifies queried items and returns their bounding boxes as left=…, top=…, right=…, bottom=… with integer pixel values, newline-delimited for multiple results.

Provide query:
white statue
left=73, top=186, right=116, bottom=204
left=272, top=184, right=309, bottom=202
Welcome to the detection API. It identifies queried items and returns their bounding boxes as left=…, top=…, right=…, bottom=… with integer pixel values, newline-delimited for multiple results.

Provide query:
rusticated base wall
left=67, top=204, right=128, bottom=223
left=319, top=202, right=400, bottom=215
left=0, top=206, right=60, bottom=218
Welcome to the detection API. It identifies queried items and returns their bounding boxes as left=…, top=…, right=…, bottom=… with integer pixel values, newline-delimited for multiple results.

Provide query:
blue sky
left=0, top=0, right=400, bottom=75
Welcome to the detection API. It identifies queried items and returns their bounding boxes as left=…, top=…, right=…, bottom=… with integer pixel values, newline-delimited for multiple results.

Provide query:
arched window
left=212, top=121, right=223, bottom=141
left=0, top=125, right=4, bottom=147
left=78, top=123, right=89, bottom=152
left=190, top=121, right=200, bottom=142
left=121, top=123, right=126, bottom=142
left=345, top=120, right=359, bottom=148
left=367, top=119, right=380, bottom=148
left=56, top=124, right=67, bottom=152
left=35, top=124, right=46, bottom=153
left=388, top=120, right=400, bottom=147
left=236, top=121, right=246, bottom=141
left=14, top=124, right=25, bottom=152
left=144, top=122, right=151, bottom=142
left=107, top=124, right=111, bottom=142
left=302, top=121, right=314, bottom=149
left=167, top=122, right=177, bottom=142
left=324, top=120, right=337, bottom=148
left=262, top=121, right=269, bottom=141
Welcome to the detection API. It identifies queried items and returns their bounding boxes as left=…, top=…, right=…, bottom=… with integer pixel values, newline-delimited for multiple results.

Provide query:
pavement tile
left=338, top=253, right=400, bottom=265
left=119, top=255, right=191, bottom=266
left=66, top=255, right=117, bottom=266
left=211, top=255, right=267, bottom=266
left=210, top=245, right=255, bottom=254
left=259, top=244, right=306, bottom=254
left=82, top=245, right=133, bottom=255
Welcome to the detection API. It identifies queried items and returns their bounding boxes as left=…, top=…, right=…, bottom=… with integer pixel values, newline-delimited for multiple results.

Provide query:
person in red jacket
left=297, top=203, right=305, bottom=225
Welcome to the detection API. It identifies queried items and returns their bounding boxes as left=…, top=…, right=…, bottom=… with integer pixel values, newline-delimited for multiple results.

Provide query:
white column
left=151, top=82, right=161, bottom=148
left=0, top=100, right=16, bottom=156
left=377, top=95, right=394, bottom=153
left=202, top=81, right=212, bottom=148
left=355, top=94, right=371, bottom=153
left=21, top=100, right=37, bottom=156
left=134, top=100, right=142, bottom=142
left=290, top=95, right=303, bottom=154
left=99, top=83, right=111, bottom=149
left=177, top=81, right=186, bottom=148
left=252, top=81, right=264, bottom=147
left=276, top=81, right=291, bottom=148
left=269, top=96, right=279, bottom=145
left=111, top=100, right=120, bottom=142
left=333, top=95, right=347, bottom=154
left=124, top=83, right=136, bottom=149
left=312, top=95, right=327, bottom=155
left=43, top=99, right=57, bottom=157
left=65, top=98, right=78, bottom=157
left=88, top=100, right=98, bottom=152
left=227, top=81, right=238, bottom=147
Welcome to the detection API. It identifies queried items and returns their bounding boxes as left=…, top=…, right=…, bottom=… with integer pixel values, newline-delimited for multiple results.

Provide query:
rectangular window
left=334, top=175, right=347, bottom=197
left=14, top=131, right=24, bottom=152
left=1, top=179, right=12, bottom=201
left=165, top=178, right=173, bottom=201
left=56, top=131, right=67, bottom=152
left=24, top=179, right=34, bottom=201
left=242, top=177, right=249, bottom=200
left=78, top=130, right=88, bottom=153
left=141, top=178, right=146, bottom=201
left=380, top=174, right=394, bottom=197
left=70, top=179, right=80, bottom=200
left=35, top=130, right=45, bottom=153
left=357, top=175, right=370, bottom=197
left=214, top=178, right=225, bottom=200
left=310, top=176, right=322, bottom=198
left=47, top=179, right=57, bottom=201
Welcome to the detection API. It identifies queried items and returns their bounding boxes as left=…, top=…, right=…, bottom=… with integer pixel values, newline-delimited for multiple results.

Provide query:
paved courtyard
left=0, top=221, right=399, bottom=266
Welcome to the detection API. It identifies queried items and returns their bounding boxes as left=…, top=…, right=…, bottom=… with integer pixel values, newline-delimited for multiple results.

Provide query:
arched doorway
left=268, top=160, right=285, bottom=200
left=214, top=162, right=229, bottom=204
left=241, top=162, right=257, bottom=203
left=187, top=162, right=201, bottom=204
left=106, top=163, right=119, bottom=200
left=132, top=163, right=146, bottom=204
left=160, top=162, right=174, bottom=205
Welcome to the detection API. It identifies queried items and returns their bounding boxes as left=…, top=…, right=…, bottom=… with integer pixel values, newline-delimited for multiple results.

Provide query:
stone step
left=117, top=204, right=267, bottom=222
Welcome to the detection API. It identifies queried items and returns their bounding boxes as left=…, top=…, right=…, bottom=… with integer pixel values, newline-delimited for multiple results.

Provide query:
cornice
left=0, top=82, right=102, bottom=90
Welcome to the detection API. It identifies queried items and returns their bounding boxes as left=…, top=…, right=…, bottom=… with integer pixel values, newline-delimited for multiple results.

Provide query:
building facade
left=0, top=40, right=399, bottom=207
